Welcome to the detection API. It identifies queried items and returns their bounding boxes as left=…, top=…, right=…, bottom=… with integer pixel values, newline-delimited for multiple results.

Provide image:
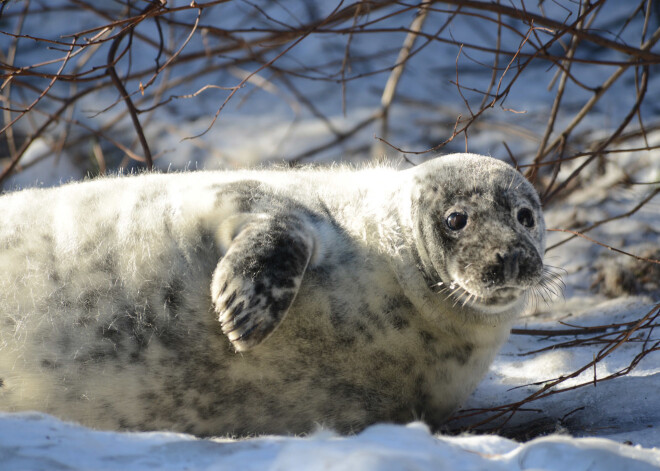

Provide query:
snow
left=3, top=414, right=660, bottom=471
left=2, top=0, right=660, bottom=469
left=459, top=299, right=660, bottom=444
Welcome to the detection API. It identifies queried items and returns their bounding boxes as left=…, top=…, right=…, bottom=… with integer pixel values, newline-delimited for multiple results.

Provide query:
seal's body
left=0, top=154, right=546, bottom=436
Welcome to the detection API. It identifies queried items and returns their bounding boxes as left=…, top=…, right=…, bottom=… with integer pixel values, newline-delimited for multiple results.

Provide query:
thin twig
left=105, top=1, right=165, bottom=169
left=548, top=228, right=660, bottom=264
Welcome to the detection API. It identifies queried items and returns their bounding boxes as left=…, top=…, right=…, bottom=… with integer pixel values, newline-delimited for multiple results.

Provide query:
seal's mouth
left=478, top=286, right=524, bottom=306
left=426, top=248, right=550, bottom=312
left=430, top=277, right=525, bottom=309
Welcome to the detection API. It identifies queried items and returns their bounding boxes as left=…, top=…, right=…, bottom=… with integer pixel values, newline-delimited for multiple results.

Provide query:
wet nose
left=498, top=250, right=521, bottom=281
left=482, top=249, right=522, bottom=286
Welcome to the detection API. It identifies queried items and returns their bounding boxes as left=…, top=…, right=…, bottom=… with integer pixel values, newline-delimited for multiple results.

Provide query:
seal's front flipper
left=211, top=214, right=315, bottom=352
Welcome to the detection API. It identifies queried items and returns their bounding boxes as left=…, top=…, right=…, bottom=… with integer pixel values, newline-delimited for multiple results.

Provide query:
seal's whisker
left=528, top=288, right=545, bottom=310
left=506, top=173, right=517, bottom=192
left=546, top=277, right=564, bottom=294
left=538, top=265, right=566, bottom=300
left=450, top=285, right=469, bottom=307
left=530, top=282, right=554, bottom=306
left=431, top=283, right=450, bottom=296
left=531, top=289, right=545, bottom=311
left=462, top=291, right=479, bottom=308
left=521, top=290, right=535, bottom=310
left=543, top=267, right=566, bottom=280
left=537, top=276, right=560, bottom=295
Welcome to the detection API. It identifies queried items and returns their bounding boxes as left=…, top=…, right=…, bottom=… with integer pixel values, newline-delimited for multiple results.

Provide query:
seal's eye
left=446, top=211, right=468, bottom=231
left=517, top=208, right=535, bottom=228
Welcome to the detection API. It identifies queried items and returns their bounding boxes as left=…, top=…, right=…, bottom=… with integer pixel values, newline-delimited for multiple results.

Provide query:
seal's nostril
left=508, top=250, right=521, bottom=281
left=493, top=250, right=522, bottom=283
left=482, top=260, right=504, bottom=287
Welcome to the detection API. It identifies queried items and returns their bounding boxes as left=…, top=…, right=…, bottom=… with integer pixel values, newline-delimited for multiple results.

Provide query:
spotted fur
left=0, top=153, right=546, bottom=436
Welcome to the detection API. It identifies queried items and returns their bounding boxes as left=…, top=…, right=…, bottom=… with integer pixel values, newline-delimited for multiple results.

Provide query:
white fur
left=0, top=154, right=545, bottom=435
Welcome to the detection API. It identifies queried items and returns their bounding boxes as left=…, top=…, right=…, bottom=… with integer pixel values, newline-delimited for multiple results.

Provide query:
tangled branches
left=448, top=302, right=660, bottom=436
left=2, top=1, right=658, bottom=176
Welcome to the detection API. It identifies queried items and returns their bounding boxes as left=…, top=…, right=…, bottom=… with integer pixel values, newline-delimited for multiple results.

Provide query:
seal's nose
left=482, top=249, right=522, bottom=287
left=498, top=250, right=521, bottom=282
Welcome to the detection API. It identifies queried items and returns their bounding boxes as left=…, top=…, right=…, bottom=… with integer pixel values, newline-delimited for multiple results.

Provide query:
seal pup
left=0, top=153, right=549, bottom=436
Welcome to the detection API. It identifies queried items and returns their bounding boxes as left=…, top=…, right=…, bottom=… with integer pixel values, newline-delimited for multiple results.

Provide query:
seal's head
left=410, top=153, right=546, bottom=316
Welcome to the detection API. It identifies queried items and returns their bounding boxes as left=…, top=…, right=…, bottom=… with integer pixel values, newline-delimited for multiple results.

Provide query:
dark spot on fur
left=95, top=304, right=167, bottom=362
left=195, top=225, right=216, bottom=255
left=140, top=391, right=158, bottom=402
left=491, top=187, right=513, bottom=212
left=80, top=239, right=97, bottom=256
left=454, top=343, right=474, bottom=365
left=97, top=324, right=123, bottom=342
left=354, top=321, right=374, bottom=342
left=0, top=231, right=23, bottom=250
left=41, top=359, right=59, bottom=369
left=390, top=314, right=408, bottom=330
left=438, top=343, right=474, bottom=365
left=78, top=347, right=118, bottom=363
left=275, top=276, right=296, bottom=290
left=163, top=278, right=185, bottom=314
left=156, top=326, right=181, bottom=350
left=362, top=305, right=385, bottom=332
left=79, top=290, right=100, bottom=312
left=99, top=252, right=118, bottom=275
left=118, top=417, right=131, bottom=429
left=383, top=295, right=412, bottom=330
left=335, top=332, right=356, bottom=347
left=48, top=268, right=61, bottom=283
left=252, top=280, right=266, bottom=297
left=162, top=214, right=174, bottom=239
left=0, top=378, right=3, bottom=388
left=248, top=296, right=261, bottom=309
left=419, top=330, right=436, bottom=346
left=268, top=295, right=292, bottom=322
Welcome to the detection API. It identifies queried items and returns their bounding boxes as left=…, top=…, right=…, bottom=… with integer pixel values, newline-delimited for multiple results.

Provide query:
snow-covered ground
left=1, top=0, right=659, bottom=469
left=3, top=413, right=660, bottom=470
